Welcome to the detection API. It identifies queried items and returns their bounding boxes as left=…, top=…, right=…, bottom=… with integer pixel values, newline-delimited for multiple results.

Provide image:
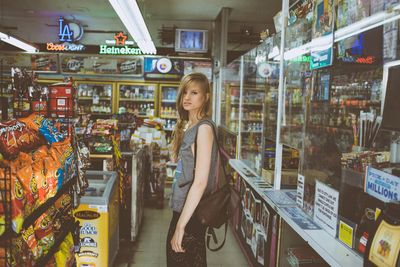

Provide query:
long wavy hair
left=170, top=72, right=211, bottom=161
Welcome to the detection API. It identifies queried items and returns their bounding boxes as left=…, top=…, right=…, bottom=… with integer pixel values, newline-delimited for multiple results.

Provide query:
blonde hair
left=170, top=73, right=211, bottom=160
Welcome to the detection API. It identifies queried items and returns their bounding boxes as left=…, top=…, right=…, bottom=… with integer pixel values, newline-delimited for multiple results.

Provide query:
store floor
left=114, top=196, right=249, bottom=267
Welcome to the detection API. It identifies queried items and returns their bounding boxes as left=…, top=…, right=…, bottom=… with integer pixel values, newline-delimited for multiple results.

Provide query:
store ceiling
left=0, top=0, right=281, bottom=51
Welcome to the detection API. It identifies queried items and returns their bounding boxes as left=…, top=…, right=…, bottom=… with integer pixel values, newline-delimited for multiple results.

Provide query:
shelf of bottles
left=159, top=84, right=179, bottom=132
left=76, top=82, right=113, bottom=115
left=118, top=83, right=157, bottom=117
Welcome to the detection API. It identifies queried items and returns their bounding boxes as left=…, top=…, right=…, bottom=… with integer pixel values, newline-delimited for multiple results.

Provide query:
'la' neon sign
left=59, top=17, right=74, bottom=42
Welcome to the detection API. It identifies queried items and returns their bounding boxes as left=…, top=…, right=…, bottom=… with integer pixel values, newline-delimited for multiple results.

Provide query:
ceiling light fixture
left=108, top=0, right=157, bottom=54
left=0, top=32, right=38, bottom=53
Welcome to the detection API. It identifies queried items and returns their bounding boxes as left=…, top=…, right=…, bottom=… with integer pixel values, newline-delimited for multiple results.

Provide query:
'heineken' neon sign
left=99, top=32, right=142, bottom=55
left=99, top=45, right=142, bottom=55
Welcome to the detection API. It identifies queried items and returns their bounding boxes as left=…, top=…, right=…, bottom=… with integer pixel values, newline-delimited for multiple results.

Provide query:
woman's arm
left=171, top=123, right=213, bottom=252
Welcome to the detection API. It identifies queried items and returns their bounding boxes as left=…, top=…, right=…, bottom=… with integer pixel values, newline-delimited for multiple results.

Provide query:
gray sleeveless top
left=170, top=118, right=218, bottom=213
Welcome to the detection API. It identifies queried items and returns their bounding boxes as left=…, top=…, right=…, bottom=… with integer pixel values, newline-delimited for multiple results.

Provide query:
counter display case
left=76, top=81, right=114, bottom=115
left=117, top=82, right=157, bottom=118
left=222, top=1, right=400, bottom=266
left=279, top=1, right=400, bottom=260
left=158, top=83, right=179, bottom=133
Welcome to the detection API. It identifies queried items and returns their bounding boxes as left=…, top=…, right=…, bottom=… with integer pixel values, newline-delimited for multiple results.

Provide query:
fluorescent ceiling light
left=108, top=0, right=157, bottom=54
left=0, top=32, right=38, bottom=53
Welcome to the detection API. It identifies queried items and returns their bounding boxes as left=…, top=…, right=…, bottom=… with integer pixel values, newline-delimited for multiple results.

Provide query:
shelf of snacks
left=76, top=81, right=114, bottom=115
left=0, top=113, right=88, bottom=267
left=117, top=82, right=157, bottom=117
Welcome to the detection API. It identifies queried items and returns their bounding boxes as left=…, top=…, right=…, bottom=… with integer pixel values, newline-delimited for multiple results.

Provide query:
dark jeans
left=166, top=211, right=207, bottom=267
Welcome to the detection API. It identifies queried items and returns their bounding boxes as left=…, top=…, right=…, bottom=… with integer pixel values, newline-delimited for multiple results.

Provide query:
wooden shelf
left=241, top=130, right=263, bottom=133
left=162, top=100, right=176, bottom=103
left=161, top=115, right=178, bottom=119
left=231, top=102, right=264, bottom=107
left=78, top=96, right=111, bottom=100
left=79, top=112, right=112, bottom=116
left=120, top=98, right=154, bottom=102
left=89, top=153, right=113, bottom=159
left=231, top=118, right=262, bottom=122
left=0, top=94, right=12, bottom=98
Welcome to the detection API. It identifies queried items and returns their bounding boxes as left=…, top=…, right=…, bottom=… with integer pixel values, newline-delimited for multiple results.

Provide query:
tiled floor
left=114, top=201, right=249, bottom=267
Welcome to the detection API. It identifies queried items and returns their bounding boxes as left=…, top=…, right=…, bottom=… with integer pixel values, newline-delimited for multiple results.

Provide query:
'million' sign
left=99, top=32, right=142, bottom=55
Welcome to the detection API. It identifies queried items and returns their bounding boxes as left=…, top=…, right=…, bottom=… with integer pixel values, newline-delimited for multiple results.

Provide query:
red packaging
left=0, top=120, right=42, bottom=159
left=31, top=101, right=48, bottom=115
left=48, top=82, right=75, bottom=118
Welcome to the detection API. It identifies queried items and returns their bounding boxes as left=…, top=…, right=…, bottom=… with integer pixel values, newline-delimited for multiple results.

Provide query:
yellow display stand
left=74, top=171, right=119, bottom=267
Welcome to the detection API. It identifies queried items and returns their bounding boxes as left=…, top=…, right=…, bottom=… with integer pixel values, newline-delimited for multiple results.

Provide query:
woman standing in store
left=167, top=72, right=217, bottom=267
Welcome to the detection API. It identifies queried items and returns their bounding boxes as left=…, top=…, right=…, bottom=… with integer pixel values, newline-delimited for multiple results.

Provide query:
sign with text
left=310, top=46, right=333, bottom=70
left=0, top=53, right=58, bottom=74
left=364, top=166, right=400, bottom=203
left=60, top=55, right=143, bottom=76
left=144, top=57, right=184, bottom=80
left=31, top=54, right=58, bottom=72
left=339, top=219, right=355, bottom=248
left=313, top=181, right=339, bottom=237
left=184, top=61, right=212, bottom=80
left=296, top=174, right=305, bottom=207
left=98, top=32, right=143, bottom=55
left=45, top=17, right=86, bottom=52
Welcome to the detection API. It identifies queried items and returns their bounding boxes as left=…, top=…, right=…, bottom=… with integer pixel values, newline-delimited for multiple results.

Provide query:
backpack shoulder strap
left=206, top=222, right=228, bottom=252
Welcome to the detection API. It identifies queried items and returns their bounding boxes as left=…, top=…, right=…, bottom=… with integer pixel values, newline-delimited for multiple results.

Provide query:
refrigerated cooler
left=74, top=171, right=119, bottom=267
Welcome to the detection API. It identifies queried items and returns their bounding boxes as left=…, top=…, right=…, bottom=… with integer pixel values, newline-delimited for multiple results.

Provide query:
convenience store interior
left=1, top=0, right=400, bottom=267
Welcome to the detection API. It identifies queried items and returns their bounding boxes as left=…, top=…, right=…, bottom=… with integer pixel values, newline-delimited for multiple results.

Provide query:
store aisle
left=114, top=202, right=249, bottom=267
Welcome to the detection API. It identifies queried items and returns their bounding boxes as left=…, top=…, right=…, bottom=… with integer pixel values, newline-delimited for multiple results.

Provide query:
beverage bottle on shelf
left=231, top=107, right=236, bottom=120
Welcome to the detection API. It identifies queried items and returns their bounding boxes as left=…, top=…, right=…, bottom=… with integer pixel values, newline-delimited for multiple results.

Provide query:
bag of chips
left=11, top=235, right=36, bottom=267
left=34, top=212, right=55, bottom=258
left=49, top=138, right=74, bottom=189
left=21, top=225, right=40, bottom=260
left=8, top=153, right=35, bottom=233
left=0, top=119, right=42, bottom=159
left=54, top=232, right=75, bottom=267
left=19, top=113, right=64, bottom=145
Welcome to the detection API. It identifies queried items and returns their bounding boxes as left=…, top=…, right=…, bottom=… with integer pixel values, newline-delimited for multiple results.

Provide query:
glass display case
left=219, top=59, right=241, bottom=133
left=279, top=0, right=400, bottom=258
left=158, top=83, right=179, bottom=133
left=117, top=82, right=157, bottom=118
left=76, top=81, right=114, bottom=115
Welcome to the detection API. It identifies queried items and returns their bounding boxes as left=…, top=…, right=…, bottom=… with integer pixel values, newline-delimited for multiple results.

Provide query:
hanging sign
left=310, top=46, right=333, bottom=70
left=144, top=57, right=183, bottom=80
left=98, top=32, right=142, bottom=55
left=364, top=166, right=400, bottom=203
left=45, top=17, right=86, bottom=52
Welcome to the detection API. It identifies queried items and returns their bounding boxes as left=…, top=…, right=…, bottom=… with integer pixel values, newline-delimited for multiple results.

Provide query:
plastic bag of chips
left=0, top=119, right=43, bottom=159
left=21, top=225, right=40, bottom=259
left=49, top=138, right=74, bottom=189
left=54, top=232, right=75, bottom=267
left=34, top=212, right=55, bottom=258
left=19, top=113, right=64, bottom=145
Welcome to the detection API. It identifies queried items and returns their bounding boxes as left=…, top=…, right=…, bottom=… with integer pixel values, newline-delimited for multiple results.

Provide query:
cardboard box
left=262, top=168, right=298, bottom=186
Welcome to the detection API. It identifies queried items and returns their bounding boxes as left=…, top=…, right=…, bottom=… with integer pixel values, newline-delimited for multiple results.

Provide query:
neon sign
left=59, top=17, right=74, bottom=42
left=47, top=42, right=85, bottom=52
left=46, top=17, right=86, bottom=52
left=98, top=32, right=142, bottom=55
left=341, top=55, right=375, bottom=64
left=99, top=45, right=142, bottom=55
